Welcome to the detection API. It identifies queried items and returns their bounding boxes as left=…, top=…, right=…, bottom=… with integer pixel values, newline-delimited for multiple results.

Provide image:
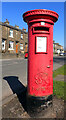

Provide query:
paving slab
left=2, top=94, right=64, bottom=119
left=54, top=75, right=66, bottom=81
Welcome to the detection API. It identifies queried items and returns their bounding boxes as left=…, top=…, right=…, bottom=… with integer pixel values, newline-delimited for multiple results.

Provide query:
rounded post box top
left=23, top=9, right=59, bottom=24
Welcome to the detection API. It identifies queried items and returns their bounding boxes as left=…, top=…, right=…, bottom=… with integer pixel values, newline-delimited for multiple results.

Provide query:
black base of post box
left=27, top=94, right=53, bottom=117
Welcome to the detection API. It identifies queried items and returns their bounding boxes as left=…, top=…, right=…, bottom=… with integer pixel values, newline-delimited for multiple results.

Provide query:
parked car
left=64, top=53, right=66, bottom=56
left=59, top=53, right=63, bottom=56
left=59, top=53, right=64, bottom=56
left=25, top=52, right=28, bottom=58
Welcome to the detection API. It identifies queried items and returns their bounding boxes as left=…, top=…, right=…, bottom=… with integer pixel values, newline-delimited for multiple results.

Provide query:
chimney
left=15, top=25, right=19, bottom=29
left=23, top=27, right=26, bottom=32
left=4, top=19, right=9, bottom=25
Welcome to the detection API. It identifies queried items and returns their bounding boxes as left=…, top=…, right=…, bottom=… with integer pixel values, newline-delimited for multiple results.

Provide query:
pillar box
left=23, top=9, right=59, bottom=107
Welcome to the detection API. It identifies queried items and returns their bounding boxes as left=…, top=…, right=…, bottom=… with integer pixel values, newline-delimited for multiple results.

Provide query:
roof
left=0, top=21, right=28, bottom=34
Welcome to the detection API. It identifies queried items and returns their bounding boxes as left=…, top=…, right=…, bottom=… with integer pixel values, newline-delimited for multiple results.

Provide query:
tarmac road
left=1, top=56, right=65, bottom=104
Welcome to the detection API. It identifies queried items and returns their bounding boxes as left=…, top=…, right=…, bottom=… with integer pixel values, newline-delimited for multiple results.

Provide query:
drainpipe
left=6, top=26, right=8, bottom=53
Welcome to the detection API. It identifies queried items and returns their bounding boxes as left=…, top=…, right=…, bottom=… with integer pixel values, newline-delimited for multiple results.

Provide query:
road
left=53, top=56, right=65, bottom=70
left=0, top=56, right=65, bottom=103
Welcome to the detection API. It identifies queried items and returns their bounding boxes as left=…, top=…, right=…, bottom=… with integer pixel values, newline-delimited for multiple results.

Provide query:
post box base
left=27, top=94, right=53, bottom=117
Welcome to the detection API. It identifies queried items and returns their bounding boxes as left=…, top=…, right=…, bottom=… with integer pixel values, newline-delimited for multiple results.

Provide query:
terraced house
left=53, top=41, right=64, bottom=54
left=0, top=19, right=63, bottom=55
left=0, top=19, right=28, bottom=54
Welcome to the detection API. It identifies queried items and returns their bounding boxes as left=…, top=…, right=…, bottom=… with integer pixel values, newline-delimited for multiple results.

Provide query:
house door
left=16, top=41, right=19, bottom=54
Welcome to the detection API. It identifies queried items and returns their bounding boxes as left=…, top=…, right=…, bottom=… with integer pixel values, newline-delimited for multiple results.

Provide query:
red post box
left=23, top=9, right=59, bottom=109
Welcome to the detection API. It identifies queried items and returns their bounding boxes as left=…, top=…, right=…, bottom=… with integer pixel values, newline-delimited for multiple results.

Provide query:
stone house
left=0, top=19, right=28, bottom=54
left=0, top=20, right=63, bottom=55
left=53, top=41, right=64, bottom=54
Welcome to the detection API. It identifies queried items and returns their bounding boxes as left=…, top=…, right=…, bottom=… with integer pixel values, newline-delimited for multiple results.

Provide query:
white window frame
left=2, top=40, right=5, bottom=50
left=57, top=49, right=60, bottom=54
left=9, top=29, right=13, bottom=38
left=21, top=34, right=23, bottom=39
left=8, top=41, right=14, bottom=50
left=20, top=43, right=23, bottom=50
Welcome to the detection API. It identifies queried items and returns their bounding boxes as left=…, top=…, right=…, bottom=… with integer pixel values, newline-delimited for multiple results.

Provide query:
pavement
left=1, top=53, right=24, bottom=60
left=0, top=56, right=65, bottom=119
left=2, top=74, right=65, bottom=118
left=54, top=75, right=65, bottom=81
left=2, top=95, right=64, bottom=118
left=2, top=74, right=65, bottom=119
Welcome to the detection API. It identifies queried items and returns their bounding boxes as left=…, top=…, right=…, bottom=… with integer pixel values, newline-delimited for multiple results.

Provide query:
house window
left=2, top=40, right=5, bottom=50
left=21, top=34, right=23, bottom=39
left=9, top=41, right=14, bottom=50
left=57, top=49, right=60, bottom=54
left=16, top=32, right=18, bottom=35
left=20, top=43, right=23, bottom=50
left=9, top=29, right=13, bottom=37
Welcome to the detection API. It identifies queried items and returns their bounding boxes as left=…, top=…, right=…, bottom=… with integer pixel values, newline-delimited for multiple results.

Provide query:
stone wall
left=1, top=23, right=28, bottom=54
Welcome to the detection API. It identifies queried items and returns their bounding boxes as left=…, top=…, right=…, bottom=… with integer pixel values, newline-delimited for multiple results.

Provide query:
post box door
left=28, top=23, right=53, bottom=96
left=30, top=34, right=53, bottom=96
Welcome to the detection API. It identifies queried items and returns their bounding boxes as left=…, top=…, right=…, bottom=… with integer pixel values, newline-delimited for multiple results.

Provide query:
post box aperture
left=23, top=9, right=59, bottom=99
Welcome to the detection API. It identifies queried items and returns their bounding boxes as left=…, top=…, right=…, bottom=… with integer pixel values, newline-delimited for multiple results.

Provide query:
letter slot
left=33, top=26, right=50, bottom=34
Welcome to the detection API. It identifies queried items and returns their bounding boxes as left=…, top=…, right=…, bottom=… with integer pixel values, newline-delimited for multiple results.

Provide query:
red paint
left=25, top=53, right=28, bottom=58
left=23, top=9, right=59, bottom=97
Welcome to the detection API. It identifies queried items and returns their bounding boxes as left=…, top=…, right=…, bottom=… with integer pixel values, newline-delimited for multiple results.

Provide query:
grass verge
left=53, top=64, right=66, bottom=78
left=53, top=65, right=66, bottom=100
left=53, top=80, right=66, bottom=100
